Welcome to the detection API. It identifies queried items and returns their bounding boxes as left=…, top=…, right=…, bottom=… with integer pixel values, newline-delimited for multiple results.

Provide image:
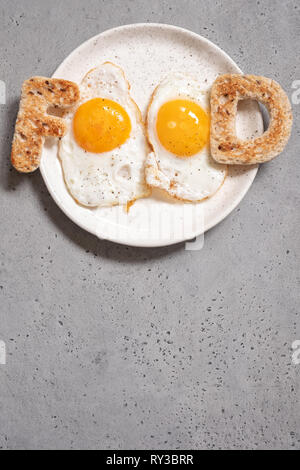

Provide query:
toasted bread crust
left=210, top=74, right=293, bottom=164
left=11, top=77, right=80, bottom=173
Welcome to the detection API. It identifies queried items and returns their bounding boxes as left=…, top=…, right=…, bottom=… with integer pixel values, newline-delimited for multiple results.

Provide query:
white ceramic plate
left=40, top=23, right=263, bottom=247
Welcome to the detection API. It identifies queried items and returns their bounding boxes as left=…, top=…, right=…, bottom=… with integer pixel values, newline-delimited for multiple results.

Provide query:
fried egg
left=59, top=62, right=150, bottom=207
left=146, top=74, right=227, bottom=202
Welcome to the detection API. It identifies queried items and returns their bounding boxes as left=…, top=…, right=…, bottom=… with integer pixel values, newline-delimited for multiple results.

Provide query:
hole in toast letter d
left=0, top=81, right=6, bottom=105
left=0, top=341, right=6, bottom=365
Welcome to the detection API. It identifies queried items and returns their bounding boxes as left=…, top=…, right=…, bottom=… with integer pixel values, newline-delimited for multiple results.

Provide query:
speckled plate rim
left=40, top=23, right=261, bottom=248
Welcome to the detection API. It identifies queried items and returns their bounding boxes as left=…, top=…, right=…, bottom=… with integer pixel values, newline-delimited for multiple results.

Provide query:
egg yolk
left=73, top=98, right=132, bottom=153
left=156, top=99, right=210, bottom=157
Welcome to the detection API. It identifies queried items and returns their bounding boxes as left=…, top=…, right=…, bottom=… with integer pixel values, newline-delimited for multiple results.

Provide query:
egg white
left=59, top=62, right=150, bottom=208
left=146, top=73, right=227, bottom=202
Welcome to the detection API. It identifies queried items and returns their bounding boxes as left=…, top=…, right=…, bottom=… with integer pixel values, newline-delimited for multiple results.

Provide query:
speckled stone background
left=0, top=0, right=299, bottom=450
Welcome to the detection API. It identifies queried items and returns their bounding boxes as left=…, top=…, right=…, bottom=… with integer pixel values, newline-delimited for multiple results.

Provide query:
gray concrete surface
left=0, top=0, right=299, bottom=450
